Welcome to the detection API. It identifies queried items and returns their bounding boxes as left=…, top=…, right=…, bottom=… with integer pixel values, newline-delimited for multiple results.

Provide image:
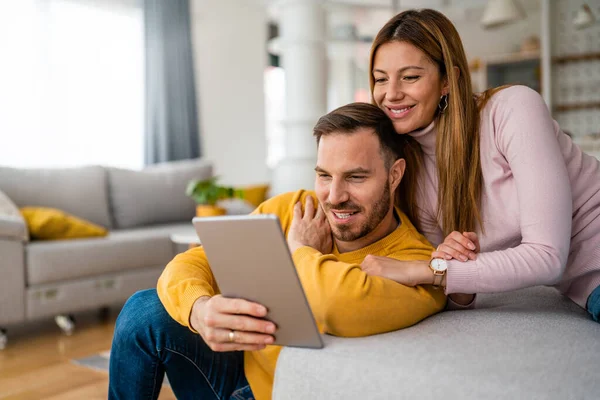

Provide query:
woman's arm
left=445, top=86, right=572, bottom=294
left=363, top=87, right=572, bottom=296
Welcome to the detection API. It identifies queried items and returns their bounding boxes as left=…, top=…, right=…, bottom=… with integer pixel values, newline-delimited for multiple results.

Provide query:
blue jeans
left=108, top=289, right=254, bottom=400
left=587, top=284, right=600, bottom=322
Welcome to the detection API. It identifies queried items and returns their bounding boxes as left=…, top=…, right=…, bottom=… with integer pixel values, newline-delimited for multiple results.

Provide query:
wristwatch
left=429, top=258, right=448, bottom=288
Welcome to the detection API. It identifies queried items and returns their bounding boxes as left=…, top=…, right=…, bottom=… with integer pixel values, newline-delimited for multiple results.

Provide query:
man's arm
left=157, top=191, right=301, bottom=328
left=292, top=248, right=446, bottom=337
left=157, top=247, right=219, bottom=327
left=158, top=190, right=444, bottom=343
left=270, top=192, right=446, bottom=338
left=157, top=191, right=317, bottom=351
left=158, top=243, right=277, bottom=351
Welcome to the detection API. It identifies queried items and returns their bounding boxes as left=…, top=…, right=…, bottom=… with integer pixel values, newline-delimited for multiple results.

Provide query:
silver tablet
left=192, top=214, right=324, bottom=349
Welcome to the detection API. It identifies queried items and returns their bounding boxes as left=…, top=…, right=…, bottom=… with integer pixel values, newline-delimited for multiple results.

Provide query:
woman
left=360, top=8, right=600, bottom=321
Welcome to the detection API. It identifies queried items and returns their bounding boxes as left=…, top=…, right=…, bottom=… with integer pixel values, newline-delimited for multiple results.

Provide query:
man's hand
left=432, top=231, right=480, bottom=261
left=361, top=255, right=431, bottom=287
left=190, top=295, right=276, bottom=352
left=287, top=196, right=333, bottom=254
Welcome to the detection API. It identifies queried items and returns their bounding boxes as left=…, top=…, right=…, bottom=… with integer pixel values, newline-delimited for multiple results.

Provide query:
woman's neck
left=408, top=120, right=437, bottom=156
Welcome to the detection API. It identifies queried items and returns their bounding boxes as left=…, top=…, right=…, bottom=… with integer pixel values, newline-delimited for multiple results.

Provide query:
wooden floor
left=0, top=310, right=175, bottom=399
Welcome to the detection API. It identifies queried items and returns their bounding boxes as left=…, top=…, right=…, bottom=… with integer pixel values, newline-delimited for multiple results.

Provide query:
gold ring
left=229, top=330, right=235, bottom=342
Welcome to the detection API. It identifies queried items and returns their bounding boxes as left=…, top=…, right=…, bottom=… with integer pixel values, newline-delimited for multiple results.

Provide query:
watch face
left=431, top=258, right=448, bottom=272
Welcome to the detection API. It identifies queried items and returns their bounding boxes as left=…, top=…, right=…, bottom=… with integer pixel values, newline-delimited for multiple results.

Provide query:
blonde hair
left=369, top=8, right=486, bottom=236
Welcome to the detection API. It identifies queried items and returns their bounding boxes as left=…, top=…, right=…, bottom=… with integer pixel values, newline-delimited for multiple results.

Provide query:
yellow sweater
left=157, top=190, right=446, bottom=400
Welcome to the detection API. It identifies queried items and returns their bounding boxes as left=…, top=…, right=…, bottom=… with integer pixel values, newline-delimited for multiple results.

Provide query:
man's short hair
left=313, top=102, right=405, bottom=169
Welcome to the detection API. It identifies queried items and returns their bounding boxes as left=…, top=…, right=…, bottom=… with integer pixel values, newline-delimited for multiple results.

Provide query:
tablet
left=192, top=214, right=324, bottom=349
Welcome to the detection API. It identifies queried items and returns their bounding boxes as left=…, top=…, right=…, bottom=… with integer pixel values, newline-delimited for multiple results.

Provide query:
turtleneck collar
left=408, top=120, right=437, bottom=156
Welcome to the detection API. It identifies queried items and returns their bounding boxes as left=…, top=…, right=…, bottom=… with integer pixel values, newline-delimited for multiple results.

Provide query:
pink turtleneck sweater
left=410, top=85, right=600, bottom=308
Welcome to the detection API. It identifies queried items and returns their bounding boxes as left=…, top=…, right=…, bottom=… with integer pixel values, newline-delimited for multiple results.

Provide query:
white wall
left=190, top=0, right=269, bottom=186
left=351, top=2, right=542, bottom=61
left=455, top=7, right=542, bottom=60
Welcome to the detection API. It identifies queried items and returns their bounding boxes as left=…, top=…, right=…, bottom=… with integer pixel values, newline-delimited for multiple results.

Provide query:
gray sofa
left=0, top=159, right=210, bottom=346
left=274, top=286, right=600, bottom=399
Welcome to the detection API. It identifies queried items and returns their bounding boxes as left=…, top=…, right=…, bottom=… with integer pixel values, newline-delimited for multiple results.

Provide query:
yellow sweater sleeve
left=291, top=247, right=446, bottom=337
left=156, top=191, right=304, bottom=329
left=157, top=246, right=220, bottom=329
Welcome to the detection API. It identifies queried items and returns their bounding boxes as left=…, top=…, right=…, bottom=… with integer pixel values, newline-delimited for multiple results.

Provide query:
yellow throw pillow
left=20, top=207, right=108, bottom=240
left=239, top=184, right=270, bottom=207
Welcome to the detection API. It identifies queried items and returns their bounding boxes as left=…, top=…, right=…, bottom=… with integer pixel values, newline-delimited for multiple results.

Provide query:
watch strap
left=432, top=271, right=444, bottom=287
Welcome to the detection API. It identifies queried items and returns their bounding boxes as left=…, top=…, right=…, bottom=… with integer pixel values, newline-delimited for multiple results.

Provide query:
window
left=0, top=0, right=144, bottom=169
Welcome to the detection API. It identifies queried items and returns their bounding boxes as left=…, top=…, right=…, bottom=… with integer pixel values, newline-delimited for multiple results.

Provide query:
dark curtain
left=144, top=0, right=200, bottom=164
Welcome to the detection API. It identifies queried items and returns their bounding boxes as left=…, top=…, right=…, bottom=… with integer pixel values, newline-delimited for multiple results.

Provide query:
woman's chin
left=392, top=121, right=415, bottom=135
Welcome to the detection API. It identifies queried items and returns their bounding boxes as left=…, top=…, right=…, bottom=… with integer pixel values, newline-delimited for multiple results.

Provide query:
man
left=108, top=103, right=446, bottom=400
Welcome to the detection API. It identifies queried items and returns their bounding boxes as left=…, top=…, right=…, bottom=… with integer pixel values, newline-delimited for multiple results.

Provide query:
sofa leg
left=55, top=314, right=76, bottom=336
left=99, top=306, right=111, bottom=321
left=0, top=329, right=6, bottom=350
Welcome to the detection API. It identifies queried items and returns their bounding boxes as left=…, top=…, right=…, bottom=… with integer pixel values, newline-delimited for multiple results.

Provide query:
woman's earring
left=438, top=94, right=448, bottom=113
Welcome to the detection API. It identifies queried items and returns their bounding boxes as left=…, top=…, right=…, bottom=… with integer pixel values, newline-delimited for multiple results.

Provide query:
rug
left=72, top=351, right=170, bottom=386
left=72, top=350, right=111, bottom=373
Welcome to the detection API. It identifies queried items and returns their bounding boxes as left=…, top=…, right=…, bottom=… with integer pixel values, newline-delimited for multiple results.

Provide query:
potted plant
left=185, top=177, right=243, bottom=217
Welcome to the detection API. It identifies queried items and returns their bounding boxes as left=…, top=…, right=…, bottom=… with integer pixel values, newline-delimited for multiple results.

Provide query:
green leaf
left=185, top=177, right=238, bottom=206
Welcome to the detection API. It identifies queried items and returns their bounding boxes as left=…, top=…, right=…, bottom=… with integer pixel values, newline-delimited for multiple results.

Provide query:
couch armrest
left=0, top=239, right=26, bottom=325
left=0, top=215, right=29, bottom=242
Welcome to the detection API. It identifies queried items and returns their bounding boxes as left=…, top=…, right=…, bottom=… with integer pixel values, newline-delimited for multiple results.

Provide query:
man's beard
left=326, top=180, right=392, bottom=243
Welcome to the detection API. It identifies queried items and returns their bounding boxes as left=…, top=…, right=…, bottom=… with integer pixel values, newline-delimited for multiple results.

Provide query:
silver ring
left=229, top=330, right=235, bottom=343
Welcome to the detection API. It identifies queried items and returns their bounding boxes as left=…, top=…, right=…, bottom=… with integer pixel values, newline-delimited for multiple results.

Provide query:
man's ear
left=389, top=158, right=406, bottom=192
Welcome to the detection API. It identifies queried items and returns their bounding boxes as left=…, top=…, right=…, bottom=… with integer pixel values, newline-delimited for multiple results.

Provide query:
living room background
left=1, top=0, right=598, bottom=187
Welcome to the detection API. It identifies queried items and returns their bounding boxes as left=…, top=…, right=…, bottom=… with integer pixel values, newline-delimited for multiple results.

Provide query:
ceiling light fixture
left=481, top=0, right=526, bottom=29
left=573, top=4, right=596, bottom=30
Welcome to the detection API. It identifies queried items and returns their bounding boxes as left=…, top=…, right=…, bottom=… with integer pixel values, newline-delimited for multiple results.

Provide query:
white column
left=271, top=0, right=327, bottom=195
left=328, top=47, right=355, bottom=110
left=327, top=6, right=357, bottom=110
left=540, top=0, right=552, bottom=110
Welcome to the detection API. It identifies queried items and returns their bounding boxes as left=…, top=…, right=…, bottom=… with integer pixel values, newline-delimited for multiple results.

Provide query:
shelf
left=484, top=51, right=540, bottom=66
left=553, top=53, right=600, bottom=64
left=554, top=102, right=600, bottom=112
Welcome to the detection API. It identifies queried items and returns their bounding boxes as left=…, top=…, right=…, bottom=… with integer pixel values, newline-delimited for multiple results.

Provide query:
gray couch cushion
left=0, top=165, right=112, bottom=228
left=26, top=222, right=196, bottom=285
left=273, top=287, right=600, bottom=400
left=108, top=159, right=213, bottom=229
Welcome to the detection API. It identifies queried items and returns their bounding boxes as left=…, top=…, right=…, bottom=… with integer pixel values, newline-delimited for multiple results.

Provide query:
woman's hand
left=190, top=295, right=276, bottom=352
left=432, top=231, right=480, bottom=262
left=432, top=232, right=479, bottom=306
left=361, top=255, right=431, bottom=287
left=287, top=196, right=333, bottom=254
